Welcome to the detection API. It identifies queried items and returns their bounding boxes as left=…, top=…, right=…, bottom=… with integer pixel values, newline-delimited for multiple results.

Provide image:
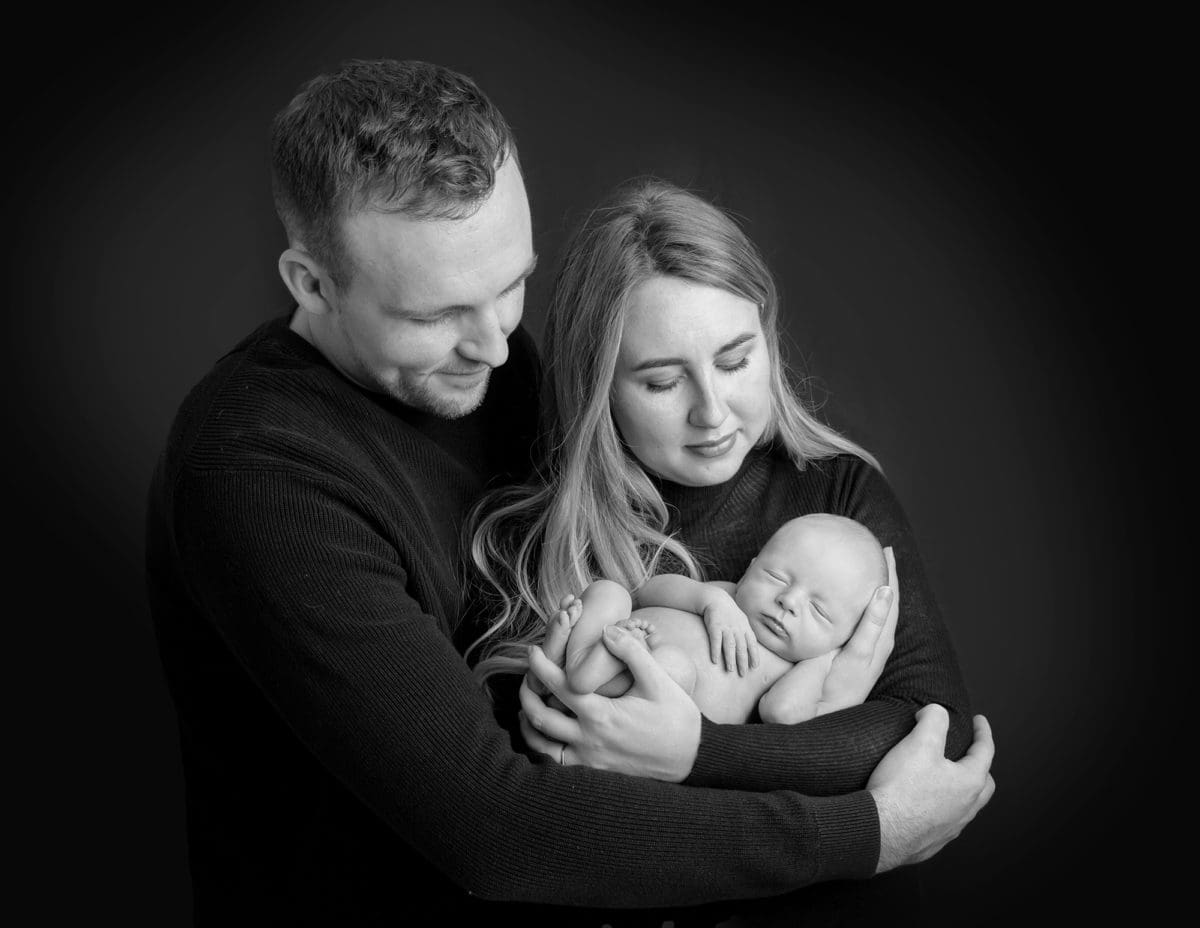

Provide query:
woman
left=469, top=178, right=972, bottom=787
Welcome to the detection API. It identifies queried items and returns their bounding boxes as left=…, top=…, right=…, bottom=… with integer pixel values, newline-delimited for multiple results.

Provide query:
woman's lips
left=686, top=431, right=736, bottom=458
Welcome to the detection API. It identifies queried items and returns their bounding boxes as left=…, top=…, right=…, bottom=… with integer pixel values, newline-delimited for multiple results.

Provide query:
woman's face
left=611, top=275, right=772, bottom=487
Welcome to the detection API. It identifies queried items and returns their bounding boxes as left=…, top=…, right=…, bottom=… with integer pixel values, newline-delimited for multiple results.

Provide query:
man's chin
left=389, top=372, right=490, bottom=419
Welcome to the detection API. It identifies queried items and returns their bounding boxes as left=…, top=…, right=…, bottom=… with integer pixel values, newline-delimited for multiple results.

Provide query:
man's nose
left=459, top=304, right=509, bottom=368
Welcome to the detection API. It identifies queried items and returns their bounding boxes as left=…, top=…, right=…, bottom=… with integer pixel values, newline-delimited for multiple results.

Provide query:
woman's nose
left=687, top=378, right=730, bottom=430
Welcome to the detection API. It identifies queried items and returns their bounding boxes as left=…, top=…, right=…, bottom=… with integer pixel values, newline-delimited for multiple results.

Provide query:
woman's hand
left=814, top=545, right=900, bottom=715
left=518, top=623, right=701, bottom=782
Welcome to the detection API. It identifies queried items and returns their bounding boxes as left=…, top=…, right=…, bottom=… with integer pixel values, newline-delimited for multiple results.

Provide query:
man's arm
left=171, top=463, right=879, bottom=907
left=524, top=623, right=996, bottom=876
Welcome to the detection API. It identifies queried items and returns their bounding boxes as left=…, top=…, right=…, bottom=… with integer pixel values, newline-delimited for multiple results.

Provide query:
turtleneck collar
left=651, top=441, right=777, bottom=526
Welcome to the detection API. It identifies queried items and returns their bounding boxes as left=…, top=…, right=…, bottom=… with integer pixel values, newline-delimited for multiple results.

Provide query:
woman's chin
left=667, top=449, right=750, bottom=487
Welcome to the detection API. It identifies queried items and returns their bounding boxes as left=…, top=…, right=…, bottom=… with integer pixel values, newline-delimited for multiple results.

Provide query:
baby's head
left=733, top=514, right=887, bottom=661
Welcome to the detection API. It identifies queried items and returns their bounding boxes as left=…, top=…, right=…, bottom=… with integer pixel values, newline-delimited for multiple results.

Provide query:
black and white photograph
left=14, top=3, right=1169, bottom=924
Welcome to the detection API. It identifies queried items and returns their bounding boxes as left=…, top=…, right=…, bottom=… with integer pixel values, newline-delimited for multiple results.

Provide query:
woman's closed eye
left=716, top=355, right=751, bottom=373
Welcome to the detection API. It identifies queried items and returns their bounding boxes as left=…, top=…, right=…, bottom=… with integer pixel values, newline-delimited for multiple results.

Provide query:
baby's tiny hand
left=702, top=599, right=760, bottom=676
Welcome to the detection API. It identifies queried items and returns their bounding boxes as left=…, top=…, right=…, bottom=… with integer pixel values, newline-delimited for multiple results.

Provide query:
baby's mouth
left=761, top=613, right=789, bottom=638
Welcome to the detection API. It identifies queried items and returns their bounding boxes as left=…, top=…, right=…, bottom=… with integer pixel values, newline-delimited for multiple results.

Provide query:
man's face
left=314, top=158, right=535, bottom=418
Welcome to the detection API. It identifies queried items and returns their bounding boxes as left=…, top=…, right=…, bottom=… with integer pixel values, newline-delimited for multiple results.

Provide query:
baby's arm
left=757, top=649, right=840, bottom=724
left=635, top=575, right=759, bottom=675
left=562, top=580, right=637, bottom=695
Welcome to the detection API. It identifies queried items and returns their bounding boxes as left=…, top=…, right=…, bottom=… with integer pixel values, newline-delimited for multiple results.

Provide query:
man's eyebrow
left=386, top=253, right=539, bottom=317
left=500, top=253, right=539, bottom=295
left=631, top=332, right=757, bottom=372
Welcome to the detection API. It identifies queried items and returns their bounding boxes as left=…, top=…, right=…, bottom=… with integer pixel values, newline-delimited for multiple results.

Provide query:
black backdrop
left=12, top=2, right=1168, bottom=924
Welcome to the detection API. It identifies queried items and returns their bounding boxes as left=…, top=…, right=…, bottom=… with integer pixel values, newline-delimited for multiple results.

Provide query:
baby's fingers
left=722, top=630, right=737, bottom=673
left=735, top=634, right=749, bottom=676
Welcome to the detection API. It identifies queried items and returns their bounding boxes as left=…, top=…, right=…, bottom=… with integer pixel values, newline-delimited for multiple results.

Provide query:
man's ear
left=278, top=247, right=334, bottom=316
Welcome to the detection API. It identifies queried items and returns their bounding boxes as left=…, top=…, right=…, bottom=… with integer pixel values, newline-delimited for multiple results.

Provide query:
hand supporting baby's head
left=733, top=514, right=887, bottom=661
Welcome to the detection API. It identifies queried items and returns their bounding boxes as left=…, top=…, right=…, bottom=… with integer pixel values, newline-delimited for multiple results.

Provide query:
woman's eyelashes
left=642, top=355, right=752, bottom=393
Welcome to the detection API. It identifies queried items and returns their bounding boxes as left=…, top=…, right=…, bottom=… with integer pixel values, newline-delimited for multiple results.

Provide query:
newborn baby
left=560, top=513, right=888, bottom=724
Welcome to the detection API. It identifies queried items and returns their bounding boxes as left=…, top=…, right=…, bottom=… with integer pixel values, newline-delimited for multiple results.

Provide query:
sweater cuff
left=804, top=790, right=881, bottom=882
left=685, top=716, right=749, bottom=788
left=686, top=717, right=881, bottom=880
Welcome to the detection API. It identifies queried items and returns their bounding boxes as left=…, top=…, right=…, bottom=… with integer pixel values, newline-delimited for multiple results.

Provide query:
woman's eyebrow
left=632, top=332, right=757, bottom=372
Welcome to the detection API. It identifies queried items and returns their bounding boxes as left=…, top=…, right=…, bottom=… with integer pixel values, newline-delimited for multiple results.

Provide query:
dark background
left=13, top=2, right=1169, bottom=923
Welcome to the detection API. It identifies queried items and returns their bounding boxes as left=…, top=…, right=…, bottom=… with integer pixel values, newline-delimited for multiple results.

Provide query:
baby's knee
left=648, top=643, right=697, bottom=696
left=580, top=579, right=633, bottom=622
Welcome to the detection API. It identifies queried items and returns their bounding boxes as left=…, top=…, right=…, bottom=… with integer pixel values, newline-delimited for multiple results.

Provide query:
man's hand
left=702, top=595, right=759, bottom=676
left=869, top=705, right=996, bottom=873
left=814, top=546, right=899, bottom=715
left=519, top=624, right=701, bottom=782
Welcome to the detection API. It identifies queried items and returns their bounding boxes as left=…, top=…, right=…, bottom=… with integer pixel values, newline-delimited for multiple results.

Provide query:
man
left=146, top=59, right=994, bottom=926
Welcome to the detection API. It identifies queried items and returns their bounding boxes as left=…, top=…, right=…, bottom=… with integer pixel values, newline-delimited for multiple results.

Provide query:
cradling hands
left=519, top=622, right=700, bottom=782
left=816, top=545, right=899, bottom=715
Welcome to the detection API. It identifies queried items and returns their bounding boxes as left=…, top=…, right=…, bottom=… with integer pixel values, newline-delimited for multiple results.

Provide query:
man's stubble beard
left=382, top=369, right=492, bottom=419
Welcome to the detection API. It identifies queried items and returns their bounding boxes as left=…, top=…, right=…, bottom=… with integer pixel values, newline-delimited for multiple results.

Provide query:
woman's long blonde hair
left=467, top=178, right=877, bottom=684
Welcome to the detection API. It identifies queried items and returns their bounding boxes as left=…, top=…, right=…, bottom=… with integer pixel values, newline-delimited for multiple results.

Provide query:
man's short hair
left=271, top=59, right=517, bottom=289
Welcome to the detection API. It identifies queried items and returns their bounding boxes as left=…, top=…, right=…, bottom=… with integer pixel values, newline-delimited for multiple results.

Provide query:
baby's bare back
left=633, top=605, right=792, bottom=724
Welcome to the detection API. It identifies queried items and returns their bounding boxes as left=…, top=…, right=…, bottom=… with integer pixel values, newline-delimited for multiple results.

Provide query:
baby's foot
left=556, top=593, right=584, bottom=629
left=615, top=617, right=657, bottom=643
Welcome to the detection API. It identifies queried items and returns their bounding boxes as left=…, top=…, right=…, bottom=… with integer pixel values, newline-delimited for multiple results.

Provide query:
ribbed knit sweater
left=665, top=446, right=974, bottom=792
left=145, top=316, right=881, bottom=926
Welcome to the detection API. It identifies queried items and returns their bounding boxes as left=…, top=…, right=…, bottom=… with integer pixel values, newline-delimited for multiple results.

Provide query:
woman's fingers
left=602, top=624, right=672, bottom=698
left=518, top=673, right=582, bottom=744
left=844, top=586, right=892, bottom=665
left=881, top=547, right=900, bottom=653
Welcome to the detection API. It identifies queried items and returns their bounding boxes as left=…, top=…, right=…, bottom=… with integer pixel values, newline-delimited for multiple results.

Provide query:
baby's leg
left=563, top=580, right=634, bottom=695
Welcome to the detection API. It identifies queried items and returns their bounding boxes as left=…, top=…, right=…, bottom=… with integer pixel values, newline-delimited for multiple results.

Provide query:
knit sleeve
left=687, top=456, right=972, bottom=793
left=171, top=461, right=881, bottom=907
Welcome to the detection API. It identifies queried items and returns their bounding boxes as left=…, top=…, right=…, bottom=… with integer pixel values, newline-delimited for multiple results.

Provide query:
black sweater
left=665, top=446, right=974, bottom=792
left=145, top=316, right=879, bottom=926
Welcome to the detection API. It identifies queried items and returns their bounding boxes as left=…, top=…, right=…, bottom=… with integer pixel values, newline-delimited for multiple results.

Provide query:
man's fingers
left=912, top=703, right=951, bottom=748
left=603, top=624, right=671, bottom=697
left=961, top=714, right=996, bottom=774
